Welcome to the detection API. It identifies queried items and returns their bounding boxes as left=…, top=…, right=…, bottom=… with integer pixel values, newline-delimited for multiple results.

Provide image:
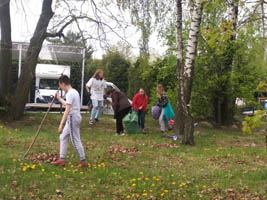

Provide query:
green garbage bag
left=123, top=111, right=140, bottom=134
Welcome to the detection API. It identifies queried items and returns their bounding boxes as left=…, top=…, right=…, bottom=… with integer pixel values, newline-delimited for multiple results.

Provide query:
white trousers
left=60, top=115, right=86, bottom=161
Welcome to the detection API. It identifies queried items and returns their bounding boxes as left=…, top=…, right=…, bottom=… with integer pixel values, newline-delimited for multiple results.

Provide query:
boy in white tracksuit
left=52, top=75, right=86, bottom=167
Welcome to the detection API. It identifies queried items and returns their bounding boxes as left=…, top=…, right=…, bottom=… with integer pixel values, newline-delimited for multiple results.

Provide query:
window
left=39, top=79, right=58, bottom=90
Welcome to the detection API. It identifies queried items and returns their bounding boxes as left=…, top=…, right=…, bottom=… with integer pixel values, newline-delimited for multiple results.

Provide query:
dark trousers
left=116, top=107, right=131, bottom=134
left=137, top=110, right=146, bottom=129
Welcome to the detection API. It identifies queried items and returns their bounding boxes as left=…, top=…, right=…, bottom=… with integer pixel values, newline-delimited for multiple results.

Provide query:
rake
left=23, top=87, right=60, bottom=160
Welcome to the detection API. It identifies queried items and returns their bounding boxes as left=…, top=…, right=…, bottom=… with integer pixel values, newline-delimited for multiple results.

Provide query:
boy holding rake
left=51, top=75, right=87, bottom=167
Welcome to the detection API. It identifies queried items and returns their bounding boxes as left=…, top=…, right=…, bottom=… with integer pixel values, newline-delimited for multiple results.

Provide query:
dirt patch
left=26, top=153, right=58, bottom=163
left=152, top=143, right=180, bottom=149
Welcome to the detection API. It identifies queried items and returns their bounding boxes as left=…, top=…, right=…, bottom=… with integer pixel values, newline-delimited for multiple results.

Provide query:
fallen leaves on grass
left=26, top=153, right=58, bottom=163
left=152, top=143, right=180, bottom=149
left=107, top=145, right=139, bottom=155
left=211, top=187, right=262, bottom=200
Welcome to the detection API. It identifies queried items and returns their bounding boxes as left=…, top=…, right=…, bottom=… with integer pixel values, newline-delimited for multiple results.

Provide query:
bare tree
left=0, top=0, right=12, bottom=106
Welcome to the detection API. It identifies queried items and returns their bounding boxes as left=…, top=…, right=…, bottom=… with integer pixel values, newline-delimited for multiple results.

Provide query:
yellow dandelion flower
left=203, top=185, right=206, bottom=189
left=126, top=195, right=131, bottom=199
left=171, top=174, right=174, bottom=177
left=172, top=181, right=176, bottom=185
left=196, top=185, right=199, bottom=188
left=152, top=183, right=155, bottom=187
left=160, top=193, right=165, bottom=197
left=142, top=193, right=147, bottom=196
left=156, top=178, right=160, bottom=181
left=41, top=169, right=45, bottom=172
left=31, top=165, right=36, bottom=169
left=136, top=194, right=140, bottom=198
left=52, top=171, right=55, bottom=174
left=150, top=190, right=153, bottom=192
left=145, top=177, right=149, bottom=181
left=153, top=176, right=157, bottom=180
left=13, top=159, right=16, bottom=162
left=80, top=172, right=83, bottom=175
left=63, top=168, right=66, bottom=170
left=199, top=194, right=203, bottom=198
left=22, top=167, right=27, bottom=171
left=164, top=190, right=168, bottom=193
left=215, top=183, right=219, bottom=187
left=137, top=178, right=141, bottom=181
left=71, top=165, right=74, bottom=168
left=132, top=184, right=136, bottom=187
left=139, top=171, right=144, bottom=175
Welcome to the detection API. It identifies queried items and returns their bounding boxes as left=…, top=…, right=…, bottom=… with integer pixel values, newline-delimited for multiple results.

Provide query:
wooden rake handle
left=23, top=87, right=61, bottom=158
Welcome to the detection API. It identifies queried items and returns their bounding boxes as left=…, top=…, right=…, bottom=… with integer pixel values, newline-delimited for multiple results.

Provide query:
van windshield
left=39, top=79, right=58, bottom=90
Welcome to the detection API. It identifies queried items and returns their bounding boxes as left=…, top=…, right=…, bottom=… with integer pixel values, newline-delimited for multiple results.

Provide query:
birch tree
left=176, top=0, right=205, bottom=144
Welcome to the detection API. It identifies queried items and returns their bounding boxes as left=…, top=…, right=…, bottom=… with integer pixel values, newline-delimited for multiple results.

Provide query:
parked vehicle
left=35, top=64, right=70, bottom=103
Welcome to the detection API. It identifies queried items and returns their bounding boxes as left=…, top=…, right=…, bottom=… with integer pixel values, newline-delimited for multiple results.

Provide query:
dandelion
left=150, top=190, right=153, bottom=192
left=199, top=194, right=203, bottom=198
left=203, top=185, right=206, bottom=189
left=98, top=164, right=101, bottom=167
left=137, top=178, right=141, bottom=181
left=215, top=183, right=219, bottom=187
left=139, top=171, right=144, bottom=175
left=195, top=185, right=199, bottom=188
left=156, top=178, right=160, bottom=181
left=52, top=171, right=55, bottom=174
left=12, top=159, right=16, bottom=162
left=172, top=181, right=176, bottom=185
left=152, top=183, right=155, bottom=187
left=80, top=172, right=83, bottom=175
left=126, top=195, right=131, bottom=199
left=171, top=174, right=174, bottom=177
left=160, top=193, right=165, bottom=197
left=41, top=169, right=45, bottom=172
left=164, top=190, right=168, bottom=193
left=63, top=168, right=66, bottom=171
left=136, top=194, right=140, bottom=198
left=31, top=165, right=36, bottom=169
left=70, top=165, right=74, bottom=168
left=145, top=177, right=149, bottom=181
left=132, top=184, right=136, bottom=187
left=22, top=167, right=27, bottom=172
left=142, top=193, right=147, bottom=197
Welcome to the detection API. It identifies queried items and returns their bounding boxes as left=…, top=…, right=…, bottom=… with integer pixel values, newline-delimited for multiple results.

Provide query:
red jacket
left=132, top=93, right=149, bottom=111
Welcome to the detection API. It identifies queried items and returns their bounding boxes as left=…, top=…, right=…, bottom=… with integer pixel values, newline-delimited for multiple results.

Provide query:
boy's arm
left=56, top=91, right=66, bottom=106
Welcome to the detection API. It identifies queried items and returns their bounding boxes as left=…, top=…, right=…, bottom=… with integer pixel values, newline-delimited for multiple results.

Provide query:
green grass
left=0, top=113, right=266, bottom=200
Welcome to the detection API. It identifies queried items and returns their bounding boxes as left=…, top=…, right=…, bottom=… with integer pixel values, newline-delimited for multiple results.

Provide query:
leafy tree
left=102, top=51, right=131, bottom=93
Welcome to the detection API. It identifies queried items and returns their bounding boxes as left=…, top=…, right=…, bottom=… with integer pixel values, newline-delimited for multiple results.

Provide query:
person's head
left=93, top=69, right=104, bottom=80
left=106, top=88, right=116, bottom=97
left=157, top=84, right=165, bottom=96
left=139, top=88, right=145, bottom=96
left=58, top=75, right=71, bottom=91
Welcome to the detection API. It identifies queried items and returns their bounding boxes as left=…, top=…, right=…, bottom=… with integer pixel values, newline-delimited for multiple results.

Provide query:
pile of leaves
left=152, top=143, right=180, bottom=149
left=107, top=145, right=139, bottom=155
left=26, top=153, right=58, bottom=163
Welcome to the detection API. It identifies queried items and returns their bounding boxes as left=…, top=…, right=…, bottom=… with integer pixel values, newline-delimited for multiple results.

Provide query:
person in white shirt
left=52, top=75, right=86, bottom=167
left=86, top=69, right=107, bottom=125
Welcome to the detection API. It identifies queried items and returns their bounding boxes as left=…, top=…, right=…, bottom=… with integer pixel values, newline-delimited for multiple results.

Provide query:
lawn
left=0, top=113, right=266, bottom=200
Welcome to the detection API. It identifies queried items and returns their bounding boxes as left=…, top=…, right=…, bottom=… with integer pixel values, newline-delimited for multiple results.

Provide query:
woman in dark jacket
left=108, top=89, right=131, bottom=135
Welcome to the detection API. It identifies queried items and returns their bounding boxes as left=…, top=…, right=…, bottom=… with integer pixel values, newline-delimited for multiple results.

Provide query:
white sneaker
left=89, top=120, right=94, bottom=125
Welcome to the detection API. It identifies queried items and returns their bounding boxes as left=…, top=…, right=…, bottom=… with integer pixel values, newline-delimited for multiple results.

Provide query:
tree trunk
left=8, top=0, right=54, bottom=120
left=216, top=0, right=238, bottom=125
left=175, top=0, right=184, bottom=136
left=261, top=0, right=265, bottom=53
left=180, top=0, right=204, bottom=145
left=0, top=0, right=12, bottom=106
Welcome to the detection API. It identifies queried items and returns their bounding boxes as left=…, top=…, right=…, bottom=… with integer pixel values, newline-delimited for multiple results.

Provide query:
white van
left=35, top=64, right=70, bottom=103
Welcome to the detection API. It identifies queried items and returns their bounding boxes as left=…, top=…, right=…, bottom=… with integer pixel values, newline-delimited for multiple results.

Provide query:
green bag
left=123, top=111, right=140, bottom=134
